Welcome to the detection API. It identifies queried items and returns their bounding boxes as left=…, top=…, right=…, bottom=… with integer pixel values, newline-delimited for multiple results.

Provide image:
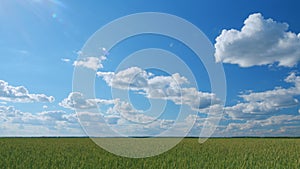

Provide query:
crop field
left=0, top=138, right=300, bottom=168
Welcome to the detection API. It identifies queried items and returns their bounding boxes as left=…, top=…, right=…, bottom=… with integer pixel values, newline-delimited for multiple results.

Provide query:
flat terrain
left=0, top=138, right=299, bottom=168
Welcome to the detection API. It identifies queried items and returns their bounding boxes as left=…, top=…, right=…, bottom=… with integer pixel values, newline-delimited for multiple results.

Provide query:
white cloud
left=73, top=56, right=106, bottom=71
left=59, top=92, right=181, bottom=136
left=226, top=73, right=300, bottom=120
left=43, top=105, right=48, bottom=109
left=60, top=66, right=224, bottom=136
left=97, top=67, right=221, bottom=111
left=226, top=102, right=278, bottom=120
left=60, top=91, right=173, bottom=133
left=0, top=106, right=21, bottom=121
left=215, top=13, right=300, bottom=67
left=59, top=92, right=116, bottom=110
left=225, top=114, right=300, bottom=136
left=62, top=70, right=300, bottom=137
left=97, top=67, right=150, bottom=90
left=74, top=103, right=177, bottom=137
left=0, top=105, right=83, bottom=136
left=0, top=80, right=54, bottom=103
left=107, top=101, right=155, bottom=124
left=37, top=110, right=78, bottom=124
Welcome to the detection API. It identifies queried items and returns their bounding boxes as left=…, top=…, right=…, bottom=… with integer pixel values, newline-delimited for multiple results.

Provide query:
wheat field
left=0, top=138, right=299, bottom=168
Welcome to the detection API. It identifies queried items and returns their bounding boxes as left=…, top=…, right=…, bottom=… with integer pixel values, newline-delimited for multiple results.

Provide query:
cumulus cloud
left=74, top=101, right=177, bottom=136
left=226, top=73, right=300, bottom=120
left=59, top=92, right=153, bottom=123
left=60, top=92, right=175, bottom=135
left=225, top=114, right=300, bottom=136
left=106, top=101, right=156, bottom=124
left=73, top=56, right=106, bottom=71
left=215, top=13, right=300, bottom=67
left=97, top=67, right=221, bottom=111
left=97, top=67, right=151, bottom=90
left=0, top=80, right=54, bottom=103
left=59, top=91, right=181, bottom=136
left=0, top=106, right=76, bottom=125
left=37, top=110, right=78, bottom=124
left=0, top=106, right=21, bottom=121
left=59, top=92, right=116, bottom=110
left=0, top=105, right=82, bottom=136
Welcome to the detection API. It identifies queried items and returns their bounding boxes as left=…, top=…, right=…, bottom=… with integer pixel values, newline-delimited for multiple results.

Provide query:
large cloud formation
left=97, top=67, right=221, bottom=112
left=215, top=13, right=300, bottom=67
left=0, top=80, right=54, bottom=103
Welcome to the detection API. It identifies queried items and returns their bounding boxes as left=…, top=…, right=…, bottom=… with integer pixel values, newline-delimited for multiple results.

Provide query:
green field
left=0, top=138, right=300, bottom=168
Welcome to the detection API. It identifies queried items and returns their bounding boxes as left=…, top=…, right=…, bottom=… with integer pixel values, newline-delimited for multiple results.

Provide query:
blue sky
left=0, top=0, right=300, bottom=137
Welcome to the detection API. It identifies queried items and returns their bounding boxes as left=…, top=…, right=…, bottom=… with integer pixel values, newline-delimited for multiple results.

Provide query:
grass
left=0, top=138, right=300, bottom=168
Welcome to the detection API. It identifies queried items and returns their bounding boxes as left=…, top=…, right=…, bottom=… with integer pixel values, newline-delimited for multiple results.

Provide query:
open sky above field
left=0, top=0, right=300, bottom=137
